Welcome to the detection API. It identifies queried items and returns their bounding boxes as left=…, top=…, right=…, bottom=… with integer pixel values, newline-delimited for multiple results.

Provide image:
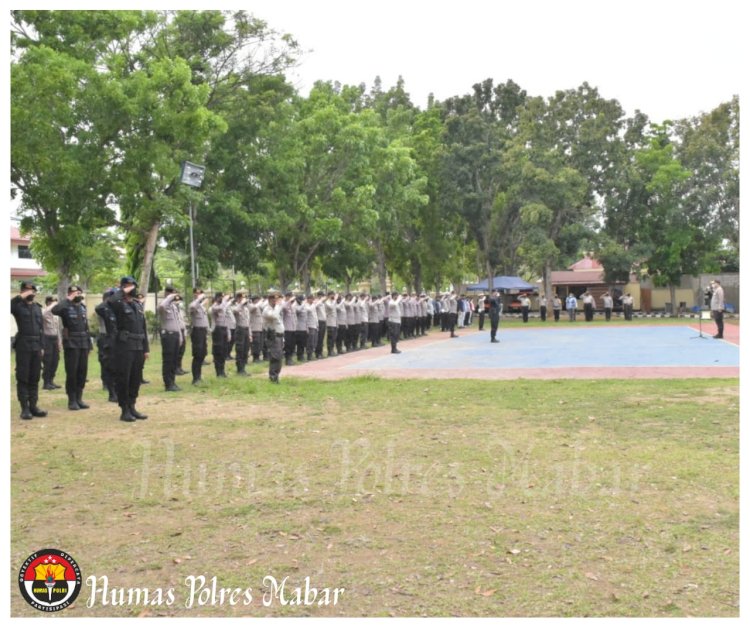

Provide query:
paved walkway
left=287, top=322, right=739, bottom=381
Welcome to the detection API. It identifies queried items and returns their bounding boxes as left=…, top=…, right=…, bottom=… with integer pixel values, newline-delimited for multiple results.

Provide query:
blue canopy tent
left=465, top=276, right=536, bottom=293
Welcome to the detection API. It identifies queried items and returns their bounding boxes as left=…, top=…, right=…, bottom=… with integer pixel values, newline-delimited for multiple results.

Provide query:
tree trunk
left=486, top=259, right=494, bottom=292
left=543, top=260, right=553, bottom=300
left=56, top=262, right=71, bottom=301
left=375, top=241, right=387, bottom=294
left=669, top=284, right=677, bottom=317
left=138, top=220, right=161, bottom=295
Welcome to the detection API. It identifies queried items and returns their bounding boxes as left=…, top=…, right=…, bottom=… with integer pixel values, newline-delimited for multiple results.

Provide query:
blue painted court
left=343, top=326, right=739, bottom=372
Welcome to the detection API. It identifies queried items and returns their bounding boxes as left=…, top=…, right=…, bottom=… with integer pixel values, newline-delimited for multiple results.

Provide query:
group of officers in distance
left=11, top=275, right=469, bottom=423
left=11, top=276, right=727, bottom=423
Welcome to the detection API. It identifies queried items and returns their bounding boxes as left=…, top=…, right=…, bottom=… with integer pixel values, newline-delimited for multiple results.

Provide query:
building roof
left=466, top=276, right=537, bottom=292
left=11, top=226, right=30, bottom=244
left=550, top=270, right=606, bottom=285
left=11, top=267, right=48, bottom=278
left=568, top=255, right=603, bottom=271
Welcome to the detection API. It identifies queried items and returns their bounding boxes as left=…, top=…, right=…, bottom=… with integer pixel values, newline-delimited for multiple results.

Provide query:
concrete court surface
left=288, top=323, right=739, bottom=381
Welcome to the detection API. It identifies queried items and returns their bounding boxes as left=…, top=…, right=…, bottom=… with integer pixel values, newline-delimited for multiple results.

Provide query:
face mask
left=24, top=294, right=36, bottom=303
left=123, top=285, right=135, bottom=295
left=73, top=295, right=84, bottom=303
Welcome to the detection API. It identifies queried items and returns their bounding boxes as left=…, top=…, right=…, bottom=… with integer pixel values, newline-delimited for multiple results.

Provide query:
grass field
left=9, top=328, right=739, bottom=617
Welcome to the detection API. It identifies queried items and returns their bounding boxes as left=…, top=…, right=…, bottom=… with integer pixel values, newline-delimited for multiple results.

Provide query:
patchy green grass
left=10, top=347, right=738, bottom=617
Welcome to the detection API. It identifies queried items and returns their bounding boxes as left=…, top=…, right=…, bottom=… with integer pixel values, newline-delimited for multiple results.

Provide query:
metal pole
left=189, top=199, right=196, bottom=289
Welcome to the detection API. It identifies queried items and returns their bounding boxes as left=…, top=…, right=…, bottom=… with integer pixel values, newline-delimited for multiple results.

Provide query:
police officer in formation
left=232, top=291, right=252, bottom=375
left=96, top=288, right=119, bottom=402
left=262, top=292, right=285, bottom=383
left=104, top=276, right=150, bottom=422
left=11, top=282, right=48, bottom=420
left=157, top=285, right=184, bottom=392
left=52, top=284, right=92, bottom=410
left=210, top=292, right=232, bottom=377
left=189, top=288, right=209, bottom=384
left=42, top=295, right=62, bottom=390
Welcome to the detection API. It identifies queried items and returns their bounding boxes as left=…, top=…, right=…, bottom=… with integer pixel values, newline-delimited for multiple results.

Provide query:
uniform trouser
left=235, top=327, right=250, bottom=371
left=326, top=326, right=338, bottom=355
left=345, top=325, right=356, bottom=350
left=212, top=326, right=227, bottom=375
left=584, top=304, right=593, bottom=321
left=337, top=325, right=347, bottom=353
left=160, top=331, right=180, bottom=387
left=306, top=328, right=318, bottom=358
left=191, top=327, right=208, bottom=381
left=522, top=306, right=529, bottom=322
left=712, top=310, right=724, bottom=337
left=478, top=311, right=486, bottom=330
left=115, top=346, right=145, bottom=409
left=266, top=332, right=283, bottom=381
left=63, top=346, right=89, bottom=397
left=605, top=308, right=612, bottom=321
left=251, top=330, right=264, bottom=360
left=490, top=314, right=500, bottom=340
left=226, top=328, right=236, bottom=358
left=295, top=330, right=307, bottom=359
left=98, top=336, right=116, bottom=390
left=448, top=313, right=457, bottom=334
left=368, top=322, right=379, bottom=346
left=16, top=347, right=42, bottom=405
left=42, top=335, right=60, bottom=385
left=388, top=321, right=401, bottom=352
left=553, top=309, right=561, bottom=321
left=624, top=305, right=633, bottom=320
left=316, top=322, right=326, bottom=357
left=283, top=331, right=295, bottom=360
left=177, top=333, right=186, bottom=369
left=359, top=322, right=368, bottom=347
left=540, top=306, right=547, bottom=322
left=568, top=308, right=576, bottom=321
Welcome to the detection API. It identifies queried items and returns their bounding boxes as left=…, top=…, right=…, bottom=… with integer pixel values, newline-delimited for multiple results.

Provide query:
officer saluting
left=262, top=292, right=285, bottom=383
left=11, top=282, right=47, bottom=420
left=52, top=284, right=92, bottom=410
left=106, top=276, right=150, bottom=422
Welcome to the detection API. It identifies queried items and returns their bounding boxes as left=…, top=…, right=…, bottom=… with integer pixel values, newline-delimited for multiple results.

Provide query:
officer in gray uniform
left=336, top=295, right=347, bottom=354
left=42, top=295, right=62, bottom=390
left=210, top=293, right=232, bottom=377
left=293, top=295, right=308, bottom=361
left=304, top=294, right=319, bottom=360
left=248, top=295, right=266, bottom=363
left=232, top=292, right=251, bottom=375
left=175, top=295, right=188, bottom=375
left=225, top=300, right=237, bottom=360
left=52, top=284, right=92, bottom=410
left=158, top=286, right=183, bottom=392
left=281, top=292, right=296, bottom=366
left=315, top=291, right=327, bottom=359
left=262, top=292, right=285, bottom=383
left=189, top=288, right=209, bottom=385
left=324, top=291, right=338, bottom=357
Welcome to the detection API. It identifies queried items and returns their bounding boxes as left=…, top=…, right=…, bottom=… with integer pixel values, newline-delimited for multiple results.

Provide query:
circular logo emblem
left=18, top=549, right=82, bottom=612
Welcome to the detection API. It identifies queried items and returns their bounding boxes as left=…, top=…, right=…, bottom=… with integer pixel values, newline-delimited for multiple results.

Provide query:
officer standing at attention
left=95, top=288, right=119, bottom=402
left=210, top=292, right=232, bottom=377
left=175, top=295, right=188, bottom=375
left=52, top=284, right=92, bottom=410
left=232, top=291, right=251, bottom=375
left=488, top=290, right=502, bottom=343
left=107, top=276, right=149, bottom=422
left=315, top=291, right=327, bottom=359
left=538, top=294, right=548, bottom=322
left=602, top=292, right=613, bottom=321
left=189, top=288, right=209, bottom=385
left=41, top=295, right=62, bottom=390
left=280, top=293, right=296, bottom=366
left=262, top=292, right=285, bottom=383
left=158, top=286, right=183, bottom=392
left=11, top=282, right=47, bottom=420
left=386, top=292, right=403, bottom=354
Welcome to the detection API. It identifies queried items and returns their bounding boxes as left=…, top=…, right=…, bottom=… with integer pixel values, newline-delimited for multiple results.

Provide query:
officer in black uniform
left=52, top=285, right=92, bottom=410
left=11, top=282, right=47, bottom=420
left=95, top=288, right=119, bottom=402
left=106, top=276, right=150, bottom=422
left=488, top=290, right=502, bottom=343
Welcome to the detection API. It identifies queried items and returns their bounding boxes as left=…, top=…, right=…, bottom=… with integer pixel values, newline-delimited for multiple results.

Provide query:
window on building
left=17, top=245, right=33, bottom=259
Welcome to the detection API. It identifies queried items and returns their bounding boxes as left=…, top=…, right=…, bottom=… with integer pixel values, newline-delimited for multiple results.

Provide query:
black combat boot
left=20, top=400, right=32, bottom=420
left=130, top=404, right=148, bottom=420
left=120, top=405, right=135, bottom=422
left=68, top=394, right=81, bottom=411
left=76, top=390, right=90, bottom=409
left=29, top=396, right=47, bottom=417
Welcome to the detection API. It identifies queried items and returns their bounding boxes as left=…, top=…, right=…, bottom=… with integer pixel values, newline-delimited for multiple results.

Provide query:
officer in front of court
left=11, top=281, right=48, bottom=420
left=189, top=288, right=209, bottom=385
left=52, top=284, right=93, bottom=411
left=262, top=292, right=285, bottom=383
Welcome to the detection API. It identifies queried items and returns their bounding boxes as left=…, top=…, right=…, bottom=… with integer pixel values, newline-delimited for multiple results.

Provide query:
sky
left=244, top=0, right=743, bottom=122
